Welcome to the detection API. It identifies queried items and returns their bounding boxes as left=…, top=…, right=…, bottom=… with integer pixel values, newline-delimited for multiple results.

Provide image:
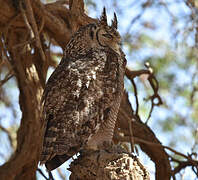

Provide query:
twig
left=0, top=152, right=6, bottom=159
left=46, top=0, right=69, bottom=6
left=134, top=136, right=187, bottom=159
left=128, top=119, right=135, bottom=153
left=25, top=0, right=46, bottom=62
left=126, top=9, right=146, bottom=34
left=135, top=135, right=198, bottom=168
left=125, top=67, right=150, bottom=79
left=38, top=16, right=45, bottom=34
left=192, top=128, right=198, bottom=152
left=37, top=168, right=48, bottom=180
left=115, top=133, right=198, bottom=176
left=10, top=15, right=44, bottom=50
left=171, top=160, right=197, bottom=177
left=144, top=62, right=163, bottom=123
left=125, top=67, right=150, bottom=116
left=131, top=79, right=139, bottom=115
left=57, top=168, right=66, bottom=180
left=69, top=0, right=84, bottom=12
left=117, top=132, right=198, bottom=164
left=190, top=59, right=198, bottom=106
left=125, top=1, right=152, bottom=34
left=0, top=38, right=12, bottom=62
left=33, top=0, right=68, bottom=35
left=11, top=39, right=35, bottom=50
left=0, top=125, right=14, bottom=149
left=0, top=72, right=13, bottom=87
left=19, top=1, right=34, bottom=39
left=49, top=171, right=55, bottom=180
left=164, top=145, right=191, bottom=160
left=126, top=65, right=162, bottom=123
left=3, top=14, right=22, bottom=44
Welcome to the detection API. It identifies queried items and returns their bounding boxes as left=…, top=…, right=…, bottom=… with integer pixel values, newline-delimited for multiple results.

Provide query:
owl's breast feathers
left=40, top=49, right=126, bottom=171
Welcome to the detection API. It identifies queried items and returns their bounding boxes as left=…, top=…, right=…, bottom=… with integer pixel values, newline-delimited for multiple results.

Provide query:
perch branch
left=69, top=147, right=150, bottom=180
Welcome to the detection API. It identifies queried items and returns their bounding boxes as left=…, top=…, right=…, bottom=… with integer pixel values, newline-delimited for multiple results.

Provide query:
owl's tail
left=45, top=154, right=71, bottom=171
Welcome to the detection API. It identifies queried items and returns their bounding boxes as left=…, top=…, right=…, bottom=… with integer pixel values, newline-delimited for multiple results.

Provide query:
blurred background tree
left=0, top=0, right=198, bottom=179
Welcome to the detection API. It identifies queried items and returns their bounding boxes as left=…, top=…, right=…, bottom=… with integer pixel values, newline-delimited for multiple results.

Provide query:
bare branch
left=37, top=168, right=48, bottom=180
left=0, top=125, right=14, bottom=149
left=23, top=0, right=46, bottom=62
left=128, top=118, right=135, bottom=153
left=126, top=64, right=162, bottom=124
left=49, top=171, right=54, bottom=180
left=0, top=72, right=13, bottom=87
left=57, top=168, right=66, bottom=180
left=131, top=79, right=139, bottom=116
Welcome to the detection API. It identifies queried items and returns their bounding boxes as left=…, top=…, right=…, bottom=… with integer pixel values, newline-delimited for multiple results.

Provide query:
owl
left=40, top=8, right=126, bottom=171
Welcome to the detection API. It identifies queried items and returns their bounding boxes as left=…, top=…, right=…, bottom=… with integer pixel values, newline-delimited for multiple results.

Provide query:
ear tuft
left=111, top=12, right=118, bottom=29
left=100, top=7, right=108, bottom=26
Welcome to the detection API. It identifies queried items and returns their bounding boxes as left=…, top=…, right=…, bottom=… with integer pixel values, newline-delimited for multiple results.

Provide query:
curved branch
left=116, top=92, right=171, bottom=180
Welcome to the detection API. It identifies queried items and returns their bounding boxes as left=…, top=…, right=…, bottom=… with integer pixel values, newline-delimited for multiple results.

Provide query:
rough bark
left=69, top=146, right=150, bottom=180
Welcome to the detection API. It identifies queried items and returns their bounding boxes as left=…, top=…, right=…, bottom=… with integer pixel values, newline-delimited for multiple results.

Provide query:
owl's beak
left=111, top=43, right=121, bottom=56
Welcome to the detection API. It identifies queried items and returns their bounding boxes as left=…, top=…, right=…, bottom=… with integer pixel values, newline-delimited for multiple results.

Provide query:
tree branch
left=69, top=147, right=150, bottom=180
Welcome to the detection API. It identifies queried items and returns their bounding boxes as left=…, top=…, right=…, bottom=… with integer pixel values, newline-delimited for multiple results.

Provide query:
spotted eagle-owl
left=40, top=8, right=126, bottom=171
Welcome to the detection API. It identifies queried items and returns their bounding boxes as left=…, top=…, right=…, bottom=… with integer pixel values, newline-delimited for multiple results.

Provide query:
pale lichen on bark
left=69, top=146, right=150, bottom=180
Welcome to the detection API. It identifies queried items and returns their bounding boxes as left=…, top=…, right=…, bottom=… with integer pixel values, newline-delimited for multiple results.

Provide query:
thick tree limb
left=69, top=147, right=150, bottom=180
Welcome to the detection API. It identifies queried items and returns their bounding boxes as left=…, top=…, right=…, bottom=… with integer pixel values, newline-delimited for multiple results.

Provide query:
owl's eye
left=102, top=33, right=113, bottom=39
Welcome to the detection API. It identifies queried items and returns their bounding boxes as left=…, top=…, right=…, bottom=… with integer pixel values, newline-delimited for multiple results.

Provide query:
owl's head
left=92, top=8, right=121, bottom=55
left=65, top=8, right=121, bottom=57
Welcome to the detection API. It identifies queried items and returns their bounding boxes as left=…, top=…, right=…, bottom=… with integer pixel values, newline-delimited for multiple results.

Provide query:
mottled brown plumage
left=40, top=8, right=126, bottom=171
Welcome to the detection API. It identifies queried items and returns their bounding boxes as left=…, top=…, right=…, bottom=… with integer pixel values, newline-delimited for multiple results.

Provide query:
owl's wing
left=40, top=52, right=112, bottom=170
